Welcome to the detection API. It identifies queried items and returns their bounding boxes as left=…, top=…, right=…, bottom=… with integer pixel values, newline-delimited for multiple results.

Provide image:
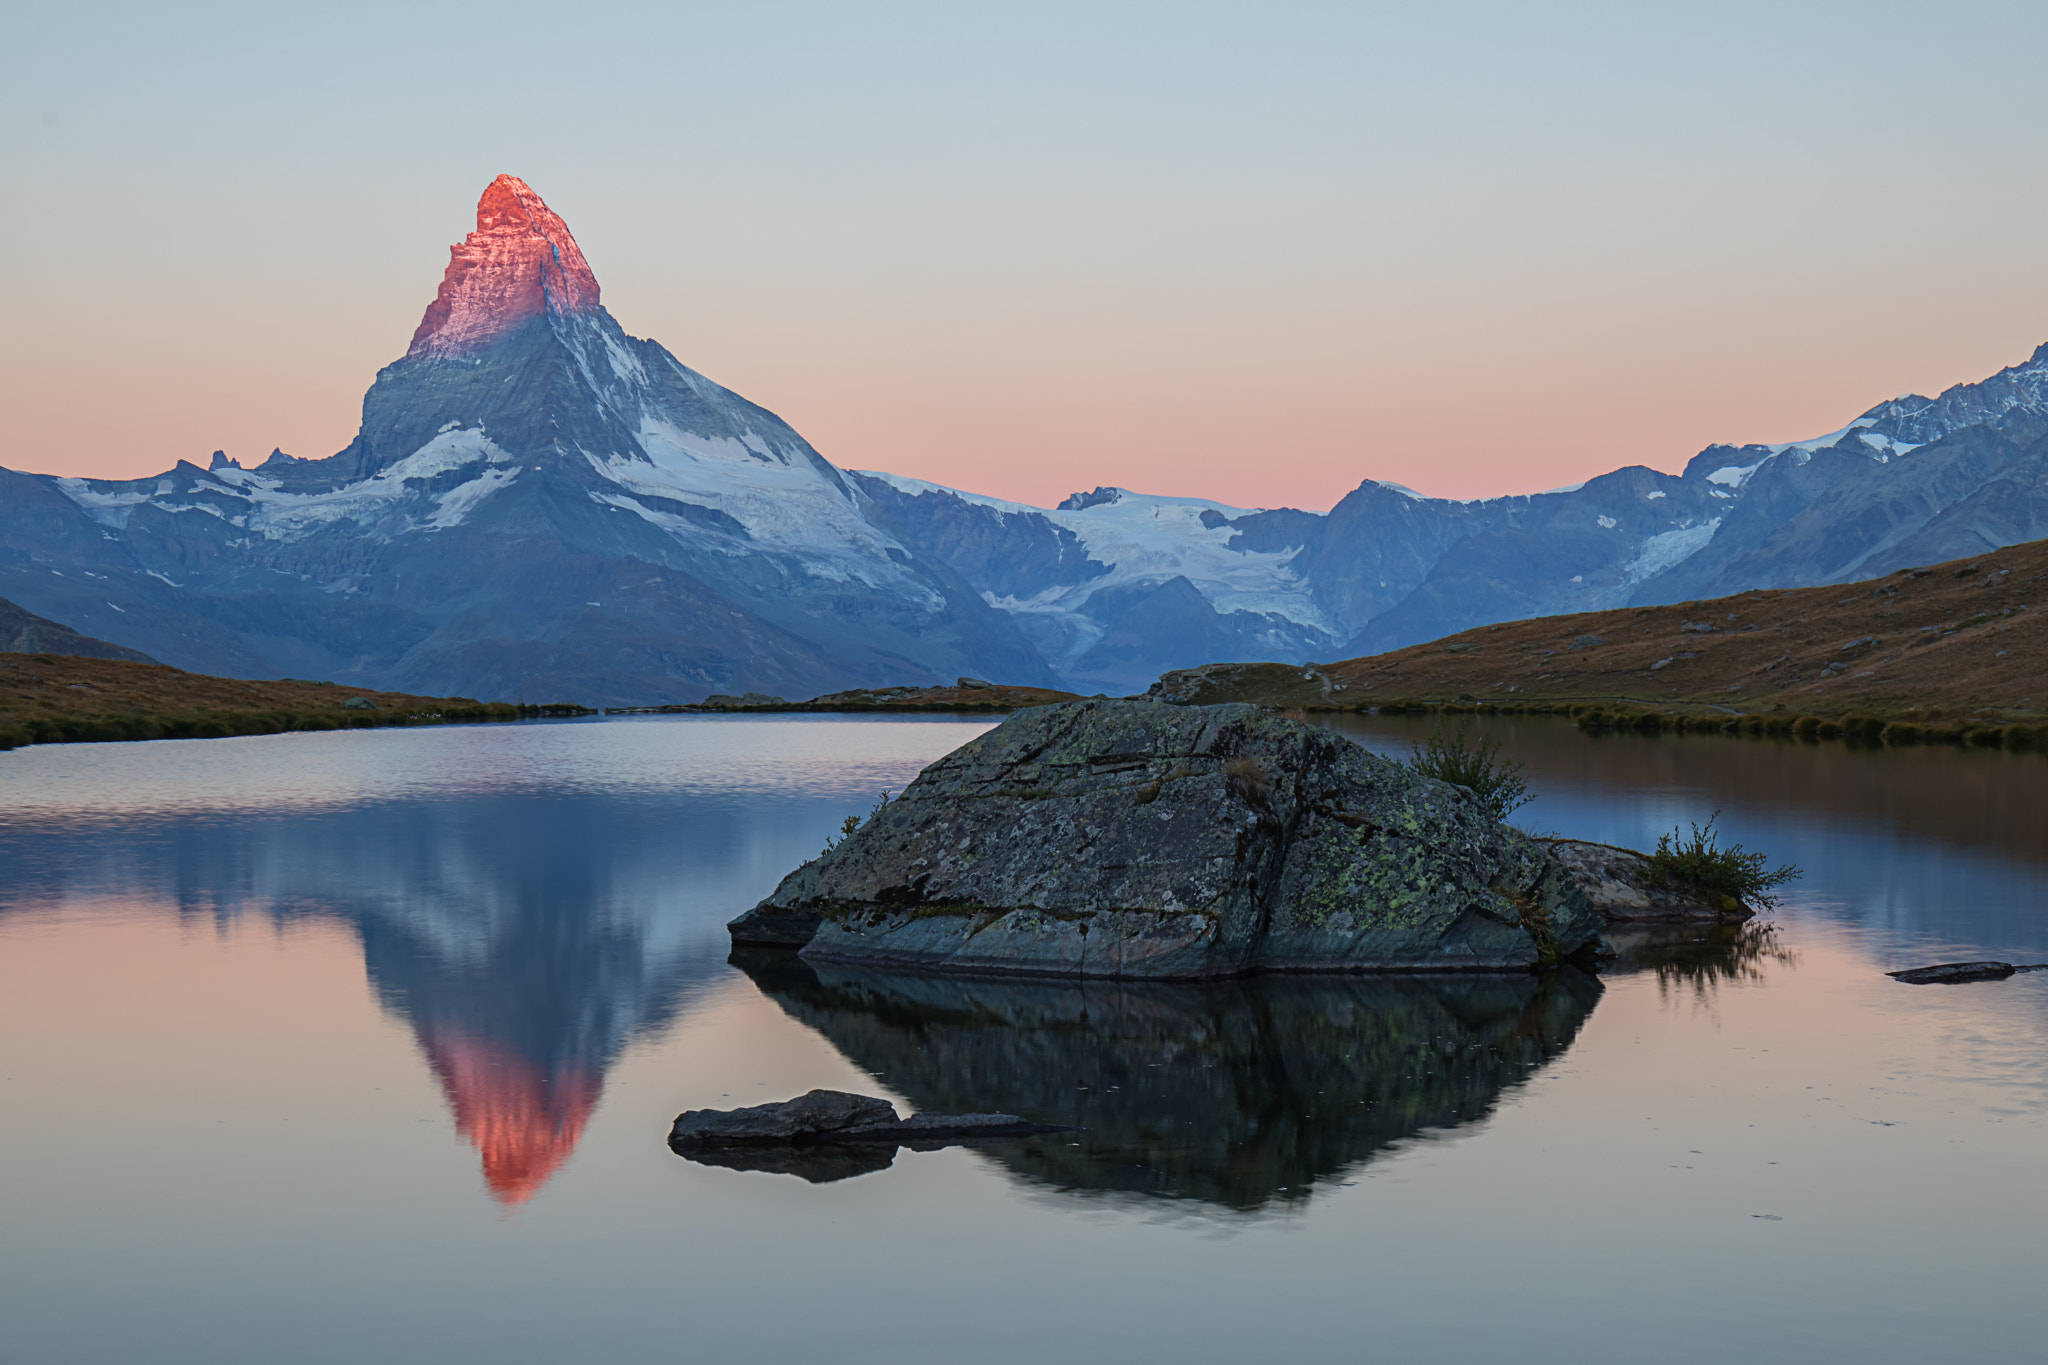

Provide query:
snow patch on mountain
left=598, top=423, right=920, bottom=587
left=56, top=427, right=522, bottom=541
left=1624, top=518, right=1722, bottom=584
left=858, top=471, right=1340, bottom=634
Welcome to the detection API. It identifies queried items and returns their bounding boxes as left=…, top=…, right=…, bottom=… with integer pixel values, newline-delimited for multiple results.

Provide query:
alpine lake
left=2, top=710, right=2044, bottom=1364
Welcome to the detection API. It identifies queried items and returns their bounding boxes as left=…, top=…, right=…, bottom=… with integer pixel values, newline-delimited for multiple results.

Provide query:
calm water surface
left=2, top=713, right=2045, bottom=1363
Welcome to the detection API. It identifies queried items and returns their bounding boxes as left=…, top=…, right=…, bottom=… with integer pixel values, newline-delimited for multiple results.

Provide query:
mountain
left=4, top=174, right=2047, bottom=700
left=862, top=348, right=2048, bottom=688
left=1, top=596, right=156, bottom=662
left=0, top=176, right=1054, bottom=703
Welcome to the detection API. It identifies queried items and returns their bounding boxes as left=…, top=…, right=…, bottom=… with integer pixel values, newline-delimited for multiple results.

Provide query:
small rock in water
left=668, top=1088, right=1070, bottom=1158
left=1885, top=961, right=2048, bottom=985
left=669, top=1089, right=899, bottom=1145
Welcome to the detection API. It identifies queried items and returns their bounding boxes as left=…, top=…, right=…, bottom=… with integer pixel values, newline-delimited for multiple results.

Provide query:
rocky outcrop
left=670, top=1089, right=899, bottom=1144
left=1538, top=838, right=1754, bottom=922
left=668, top=1088, right=1068, bottom=1181
left=728, top=699, right=1602, bottom=978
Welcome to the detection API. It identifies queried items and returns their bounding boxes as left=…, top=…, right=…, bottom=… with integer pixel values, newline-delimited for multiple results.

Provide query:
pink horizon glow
left=8, top=7, right=2048, bottom=511
left=7, top=292, right=2039, bottom=510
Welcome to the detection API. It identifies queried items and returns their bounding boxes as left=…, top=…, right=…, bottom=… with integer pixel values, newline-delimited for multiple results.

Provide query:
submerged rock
left=670, top=1089, right=898, bottom=1145
left=668, top=1087, right=1069, bottom=1182
left=1540, top=839, right=1755, bottom=923
left=1886, top=961, right=2048, bottom=985
left=729, top=699, right=1601, bottom=978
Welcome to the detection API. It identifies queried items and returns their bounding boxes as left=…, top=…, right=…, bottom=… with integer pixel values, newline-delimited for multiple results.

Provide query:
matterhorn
left=0, top=175, right=1052, bottom=701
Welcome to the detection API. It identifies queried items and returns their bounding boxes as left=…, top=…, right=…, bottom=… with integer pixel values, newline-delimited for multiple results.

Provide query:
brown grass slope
left=620, top=681, right=1086, bottom=714
left=1151, top=539, right=2047, bottom=743
left=0, top=653, right=589, bottom=751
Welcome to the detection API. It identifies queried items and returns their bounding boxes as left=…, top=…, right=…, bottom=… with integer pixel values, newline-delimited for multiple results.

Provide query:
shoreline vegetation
left=0, top=653, right=591, bottom=752
left=611, top=680, right=1086, bottom=715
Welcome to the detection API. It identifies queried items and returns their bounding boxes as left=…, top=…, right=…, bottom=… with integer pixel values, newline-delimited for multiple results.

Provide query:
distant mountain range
left=4, top=176, right=2046, bottom=700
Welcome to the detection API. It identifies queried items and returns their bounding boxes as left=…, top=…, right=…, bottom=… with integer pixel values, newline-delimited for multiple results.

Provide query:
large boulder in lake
left=728, top=700, right=1600, bottom=978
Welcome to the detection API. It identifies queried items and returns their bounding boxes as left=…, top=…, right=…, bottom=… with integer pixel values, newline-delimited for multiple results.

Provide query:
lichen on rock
left=728, top=699, right=1602, bottom=978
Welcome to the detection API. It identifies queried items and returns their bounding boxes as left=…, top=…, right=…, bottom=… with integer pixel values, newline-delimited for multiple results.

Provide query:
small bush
left=819, top=813, right=861, bottom=857
left=1406, top=725, right=1532, bottom=822
left=1225, top=756, right=1270, bottom=808
left=1645, top=813, right=1802, bottom=910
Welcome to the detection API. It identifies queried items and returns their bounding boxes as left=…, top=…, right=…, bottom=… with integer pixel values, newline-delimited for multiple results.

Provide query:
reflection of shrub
left=1645, top=813, right=1801, bottom=910
left=1405, top=726, right=1531, bottom=822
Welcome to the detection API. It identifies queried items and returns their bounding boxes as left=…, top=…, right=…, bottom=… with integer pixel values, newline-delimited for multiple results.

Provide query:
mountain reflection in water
left=0, top=782, right=796, bottom=1205
left=728, top=950, right=1603, bottom=1210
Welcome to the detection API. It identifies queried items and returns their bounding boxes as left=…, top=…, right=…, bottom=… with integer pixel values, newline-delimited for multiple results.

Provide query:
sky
left=5, top=0, right=2048, bottom=510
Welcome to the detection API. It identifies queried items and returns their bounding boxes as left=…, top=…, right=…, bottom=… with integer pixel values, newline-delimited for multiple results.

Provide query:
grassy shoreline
left=1150, top=538, right=2047, bottom=751
left=1325, top=694, right=2048, bottom=752
left=0, top=653, right=591, bottom=752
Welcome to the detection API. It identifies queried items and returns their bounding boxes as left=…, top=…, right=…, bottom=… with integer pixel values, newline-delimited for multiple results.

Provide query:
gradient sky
left=5, top=1, right=2048, bottom=509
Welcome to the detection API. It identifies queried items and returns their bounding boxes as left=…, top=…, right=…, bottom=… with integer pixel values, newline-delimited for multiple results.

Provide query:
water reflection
left=1314, top=713, right=2048, bottom=963
left=2, top=713, right=2041, bottom=1217
left=2, top=792, right=758, bottom=1203
left=729, top=950, right=1603, bottom=1210
left=1603, top=920, right=1799, bottom=1007
left=0, top=721, right=954, bottom=1204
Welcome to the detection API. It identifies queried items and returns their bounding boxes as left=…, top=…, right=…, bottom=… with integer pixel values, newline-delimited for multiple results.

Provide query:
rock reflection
left=731, top=951, right=1603, bottom=1211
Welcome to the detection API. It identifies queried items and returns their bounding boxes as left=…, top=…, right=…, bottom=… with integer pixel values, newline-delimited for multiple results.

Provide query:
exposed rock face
left=728, top=700, right=1601, bottom=977
left=409, top=174, right=600, bottom=359
left=1539, top=838, right=1754, bottom=922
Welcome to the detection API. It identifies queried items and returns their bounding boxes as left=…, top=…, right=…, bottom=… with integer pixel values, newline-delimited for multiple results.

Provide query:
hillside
left=0, top=654, right=583, bottom=750
left=1, top=596, right=156, bottom=662
left=1149, top=539, right=2046, bottom=736
left=665, top=680, right=1085, bottom=713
